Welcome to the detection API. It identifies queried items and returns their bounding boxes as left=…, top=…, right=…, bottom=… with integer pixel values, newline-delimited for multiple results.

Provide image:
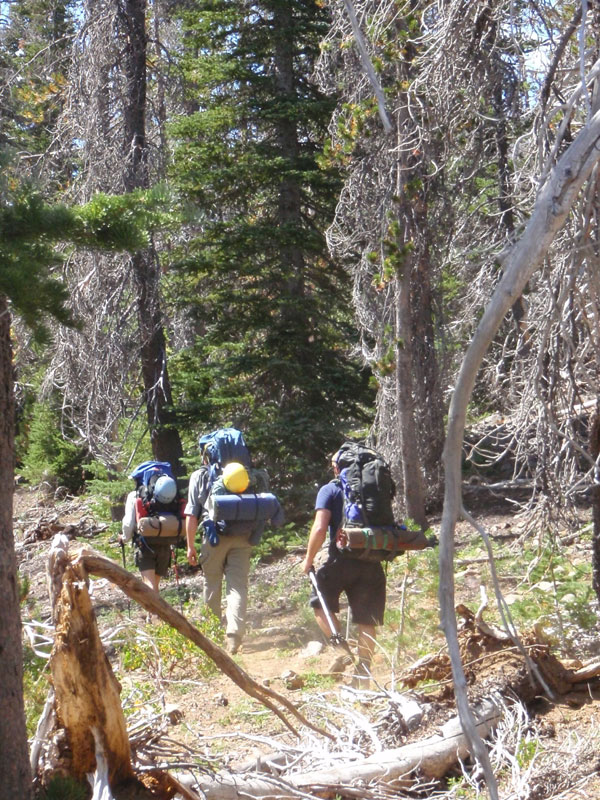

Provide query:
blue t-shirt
left=315, top=479, right=343, bottom=558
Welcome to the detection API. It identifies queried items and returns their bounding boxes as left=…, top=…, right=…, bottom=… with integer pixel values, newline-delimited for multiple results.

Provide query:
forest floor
left=14, top=485, right=600, bottom=799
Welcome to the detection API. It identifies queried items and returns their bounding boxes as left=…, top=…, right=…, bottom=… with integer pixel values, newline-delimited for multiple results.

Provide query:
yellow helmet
left=222, top=462, right=250, bottom=493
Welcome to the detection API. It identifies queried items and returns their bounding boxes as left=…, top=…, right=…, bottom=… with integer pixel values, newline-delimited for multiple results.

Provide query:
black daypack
left=335, top=441, right=396, bottom=527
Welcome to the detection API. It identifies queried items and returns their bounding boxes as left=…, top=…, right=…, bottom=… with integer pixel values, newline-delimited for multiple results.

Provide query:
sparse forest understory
left=5, top=0, right=600, bottom=798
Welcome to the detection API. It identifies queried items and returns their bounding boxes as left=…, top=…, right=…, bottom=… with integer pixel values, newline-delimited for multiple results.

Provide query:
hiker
left=120, top=462, right=182, bottom=594
left=185, top=429, right=284, bottom=654
left=301, top=450, right=387, bottom=687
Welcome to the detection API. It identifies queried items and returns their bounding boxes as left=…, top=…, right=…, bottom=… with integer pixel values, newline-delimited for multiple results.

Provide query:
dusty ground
left=14, top=486, right=600, bottom=798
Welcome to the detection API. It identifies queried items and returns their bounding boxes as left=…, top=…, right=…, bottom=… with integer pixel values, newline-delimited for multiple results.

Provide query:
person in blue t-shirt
left=301, top=450, right=386, bottom=687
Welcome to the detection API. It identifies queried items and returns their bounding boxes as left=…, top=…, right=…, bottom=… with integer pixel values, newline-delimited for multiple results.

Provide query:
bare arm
left=301, top=508, right=331, bottom=574
left=186, top=515, right=199, bottom=565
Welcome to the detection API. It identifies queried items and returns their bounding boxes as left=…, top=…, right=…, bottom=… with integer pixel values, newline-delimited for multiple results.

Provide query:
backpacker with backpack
left=199, top=428, right=281, bottom=538
left=333, top=441, right=427, bottom=561
left=129, top=460, right=184, bottom=539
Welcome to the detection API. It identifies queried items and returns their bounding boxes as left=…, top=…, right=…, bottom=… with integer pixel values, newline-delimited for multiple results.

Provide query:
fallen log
left=78, top=547, right=331, bottom=740
left=189, top=698, right=502, bottom=800
left=44, top=536, right=331, bottom=799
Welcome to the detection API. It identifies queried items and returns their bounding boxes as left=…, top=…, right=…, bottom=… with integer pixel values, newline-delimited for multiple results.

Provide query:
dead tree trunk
left=118, top=0, right=184, bottom=473
left=191, top=698, right=502, bottom=800
left=590, top=410, right=600, bottom=604
left=440, top=103, right=600, bottom=800
left=48, top=539, right=134, bottom=788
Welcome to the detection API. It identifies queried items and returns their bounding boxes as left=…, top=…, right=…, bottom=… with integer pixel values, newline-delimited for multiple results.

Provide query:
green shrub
left=35, top=775, right=88, bottom=800
left=252, top=523, right=305, bottom=563
left=19, top=401, right=88, bottom=492
left=119, top=611, right=224, bottom=678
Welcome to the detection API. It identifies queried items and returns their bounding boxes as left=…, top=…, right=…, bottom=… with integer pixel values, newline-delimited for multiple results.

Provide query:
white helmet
left=153, top=474, right=177, bottom=504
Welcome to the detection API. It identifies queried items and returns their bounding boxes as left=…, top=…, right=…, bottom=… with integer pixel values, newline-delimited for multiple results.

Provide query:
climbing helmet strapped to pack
left=334, top=441, right=427, bottom=561
left=129, top=460, right=184, bottom=539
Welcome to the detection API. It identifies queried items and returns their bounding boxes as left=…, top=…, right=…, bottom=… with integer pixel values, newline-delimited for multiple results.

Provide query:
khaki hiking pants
left=200, top=533, right=253, bottom=640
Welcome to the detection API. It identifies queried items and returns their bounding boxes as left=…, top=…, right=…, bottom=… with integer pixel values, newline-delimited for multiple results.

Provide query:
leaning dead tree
left=45, top=535, right=330, bottom=797
left=440, top=58, right=600, bottom=800
left=41, top=0, right=184, bottom=468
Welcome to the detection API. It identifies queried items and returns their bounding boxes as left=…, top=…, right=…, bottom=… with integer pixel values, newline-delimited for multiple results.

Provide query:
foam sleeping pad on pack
left=208, top=492, right=279, bottom=522
left=336, top=525, right=428, bottom=556
left=138, top=513, right=182, bottom=538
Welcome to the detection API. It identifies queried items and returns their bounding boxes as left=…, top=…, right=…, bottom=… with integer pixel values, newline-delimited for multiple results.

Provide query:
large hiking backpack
left=199, top=428, right=251, bottom=479
left=199, top=428, right=275, bottom=536
left=334, top=442, right=396, bottom=527
left=334, top=442, right=427, bottom=561
left=129, top=460, right=184, bottom=539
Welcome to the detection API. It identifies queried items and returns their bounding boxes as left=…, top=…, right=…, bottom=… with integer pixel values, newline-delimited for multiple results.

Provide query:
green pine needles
left=168, top=0, right=374, bottom=504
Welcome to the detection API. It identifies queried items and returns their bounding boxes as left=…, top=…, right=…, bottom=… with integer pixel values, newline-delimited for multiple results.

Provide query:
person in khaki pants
left=185, top=447, right=283, bottom=654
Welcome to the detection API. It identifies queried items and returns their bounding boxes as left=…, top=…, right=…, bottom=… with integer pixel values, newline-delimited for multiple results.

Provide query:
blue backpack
left=129, top=460, right=179, bottom=514
left=198, top=429, right=273, bottom=539
left=198, top=428, right=252, bottom=483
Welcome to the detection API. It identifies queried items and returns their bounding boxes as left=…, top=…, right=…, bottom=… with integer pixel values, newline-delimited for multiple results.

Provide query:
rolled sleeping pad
left=208, top=492, right=279, bottom=522
left=337, top=525, right=428, bottom=553
left=138, top=513, right=182, bottom=538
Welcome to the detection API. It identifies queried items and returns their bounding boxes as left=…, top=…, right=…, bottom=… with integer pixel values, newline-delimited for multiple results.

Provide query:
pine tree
left=0, top=0, right=77, bottom=185
left=0, top=157, right=155, bottom=799
left=169, top=0, right=373, bottom=502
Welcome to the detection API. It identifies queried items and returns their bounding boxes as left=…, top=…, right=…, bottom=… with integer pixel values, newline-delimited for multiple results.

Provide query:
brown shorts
left=134, top=537, right=172, bottom=577
left=310, top=557, right=386, bottom=626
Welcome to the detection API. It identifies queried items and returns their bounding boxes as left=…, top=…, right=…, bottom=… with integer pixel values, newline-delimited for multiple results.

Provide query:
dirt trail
left=14, top=488, right=600, bottom=795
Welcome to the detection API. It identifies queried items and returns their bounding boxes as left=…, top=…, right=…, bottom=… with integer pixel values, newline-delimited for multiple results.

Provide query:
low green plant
left=515, top=737, right=539, bottom=768
left=19, top=573, right=30, bottom=602
left=301, top=670, right=337, bottom=690
left=20, top=400, right=89, bottom=492
left=219, top=698, right=274, bottom=730
left=252, top=523, right=305, bottom=563
left=119, top=611, right=224, bottom=677
left=445, top=775, right=473, bottom=798
left=23, top=647, right=51, bottom=737
left=35, top=774, right=88, bottom=800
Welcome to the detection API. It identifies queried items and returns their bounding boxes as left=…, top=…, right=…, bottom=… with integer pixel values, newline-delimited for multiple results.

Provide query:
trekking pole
left=119, top=538, right=127, bottom=570
left=117, top=538, right=131, bottom=618
left=308, top=568, right=354, bottom=658
left=171, top=544, right=184, bottom=614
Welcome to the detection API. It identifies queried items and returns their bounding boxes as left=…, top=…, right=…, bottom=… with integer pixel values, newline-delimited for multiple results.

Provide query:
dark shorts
left=310, top=557, right=386, bottom=626
left=134, top=537, right=172, bottom=577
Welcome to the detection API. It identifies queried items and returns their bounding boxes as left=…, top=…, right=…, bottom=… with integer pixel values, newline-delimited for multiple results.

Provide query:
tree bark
left=77, top=547, right=331, bottom=741
left=118, top=0, right=184, bottom=473
left=439, top=106, right=600, bottom=800
left=191, top=698, right=501, bottom=800
left=48, top=538, right=134, bottom=786
left=0, top=294, right=33, bottom=799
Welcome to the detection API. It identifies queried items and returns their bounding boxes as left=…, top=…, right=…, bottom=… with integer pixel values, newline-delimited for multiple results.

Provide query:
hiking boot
left=350, top=660, right=371, bottom=690
left=327, top=653, right=352, bottom=676
left=226, top=634, right=241, bottom=655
